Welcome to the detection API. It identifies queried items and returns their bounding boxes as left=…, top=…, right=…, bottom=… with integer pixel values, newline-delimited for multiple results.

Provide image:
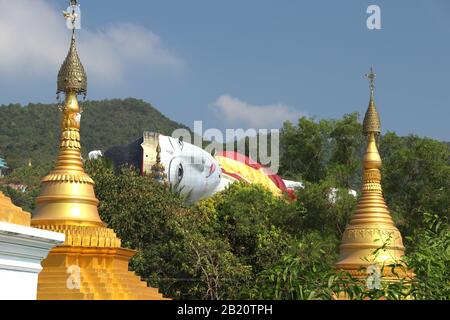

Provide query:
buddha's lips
left=206, top=163, right=216, bottom=178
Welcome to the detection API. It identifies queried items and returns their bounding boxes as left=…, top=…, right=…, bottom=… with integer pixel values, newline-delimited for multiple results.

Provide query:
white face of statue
left=158, top=135, right=221, bottom=203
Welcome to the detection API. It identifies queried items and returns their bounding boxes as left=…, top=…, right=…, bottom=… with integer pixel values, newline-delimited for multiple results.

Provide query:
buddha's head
left=141, top=132, right=221, bottom=203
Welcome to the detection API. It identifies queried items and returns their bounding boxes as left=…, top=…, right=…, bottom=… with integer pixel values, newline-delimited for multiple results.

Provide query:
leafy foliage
left=0, top=162, right=54, bottom=212
left=380, top=132, right=450, bottom=234
left=292, top=178, right=357, bottom=237
left=280, top=117, right=332, bottom=182
left=405, top=213, right=450, bottom=300
left=84, top=159, right=191, bottom=296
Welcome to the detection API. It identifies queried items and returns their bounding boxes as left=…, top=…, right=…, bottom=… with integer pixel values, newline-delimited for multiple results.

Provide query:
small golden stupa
left=149, top=142, right=167, bottom=183
left=31, top=1, right=166, bottom=300
left=335, top=68, right=410, bottom=281
left=0, top=191, right=31, bottom=227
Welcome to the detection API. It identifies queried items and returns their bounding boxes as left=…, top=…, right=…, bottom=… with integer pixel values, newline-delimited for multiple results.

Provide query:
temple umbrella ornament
left=31, top=0, right=167, bottom=300
left=335, top=68, right=413, bottom=289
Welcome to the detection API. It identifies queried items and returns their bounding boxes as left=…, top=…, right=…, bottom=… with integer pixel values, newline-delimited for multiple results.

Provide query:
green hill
left=0, top=98, right=188, bottom=168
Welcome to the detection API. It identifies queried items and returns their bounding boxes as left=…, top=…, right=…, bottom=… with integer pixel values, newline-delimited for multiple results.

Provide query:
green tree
left=284, top=178, right=357, bottom=238
left=327, top=113, right=364, bottom=189
left=252, top=231, right=338, bottom=300
left=173, top=206, right=252, bottom=299
left=280, top=118, right=332, bottom=182
left=405, top=213, right=450, bottom=300
left=196, top=183, right=294, bottom=270
left=85, top=159, right=192, bottom=298
left=380, top=133, right=450, bottom=234
left=0, top=162, right=53, bottom=212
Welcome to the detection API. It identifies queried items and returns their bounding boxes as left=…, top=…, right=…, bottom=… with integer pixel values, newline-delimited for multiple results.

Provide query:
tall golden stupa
left=31, top=1, right=166, bottom=300
left=335, top=68, right=410, bottom=281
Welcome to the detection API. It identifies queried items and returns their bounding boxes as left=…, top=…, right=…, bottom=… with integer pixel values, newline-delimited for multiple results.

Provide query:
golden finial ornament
left=58, top=0, right=86, bottom=97
left=31, top=0, right=167, bottom=300
left=363, top=67, right=381, bottom=135
left=335, top=68, right=411, bottom=286
left=366, top=67, right=376, bottom=96
left=57, top=32, right=87, bottom=97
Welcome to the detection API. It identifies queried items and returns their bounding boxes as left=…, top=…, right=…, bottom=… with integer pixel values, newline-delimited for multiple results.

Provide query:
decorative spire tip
left=365, top=66, right=376, bottom=97
left=363, top=66, right=381, bottom=136
left=57, top=0, right=86, bottom=96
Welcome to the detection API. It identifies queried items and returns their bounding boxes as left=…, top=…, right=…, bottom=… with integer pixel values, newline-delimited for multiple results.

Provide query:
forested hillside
left=0, top=98, right=188, bottom=168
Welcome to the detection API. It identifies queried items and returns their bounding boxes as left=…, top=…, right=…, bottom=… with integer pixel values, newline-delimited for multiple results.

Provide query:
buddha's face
left=158, top=135, right=221, bottom=203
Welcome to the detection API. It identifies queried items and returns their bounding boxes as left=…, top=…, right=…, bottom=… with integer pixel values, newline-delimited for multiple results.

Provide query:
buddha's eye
left=177, top=163, right=184, bottom=180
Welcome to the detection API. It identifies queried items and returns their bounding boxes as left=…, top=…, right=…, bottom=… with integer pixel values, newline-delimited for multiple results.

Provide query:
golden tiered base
left=31, top=224, right=122, bottom=248
left=336, top=265, right=413, bottom=281
left=37, top=246, right=168, bottom=300
left=334, top=264, right=414, bottom=300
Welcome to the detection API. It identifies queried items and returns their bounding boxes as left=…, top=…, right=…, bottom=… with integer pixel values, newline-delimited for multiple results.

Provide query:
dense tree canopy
left=380, top=132, right=450, bottom=235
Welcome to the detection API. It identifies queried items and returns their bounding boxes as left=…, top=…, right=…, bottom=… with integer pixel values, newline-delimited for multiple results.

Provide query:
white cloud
left=0, top=0, right=183, bottom=86
left=212, top=95, right=306, bottom=129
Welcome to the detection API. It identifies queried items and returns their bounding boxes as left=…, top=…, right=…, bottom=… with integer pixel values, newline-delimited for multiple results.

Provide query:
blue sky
left=0, top=0, right=449, bottom=141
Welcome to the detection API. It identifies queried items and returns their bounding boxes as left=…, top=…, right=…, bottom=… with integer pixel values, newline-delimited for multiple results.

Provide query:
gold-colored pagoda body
left=32, top=92, right=103, bottom=228
left=31, top=7, right=167, bottom=299
left=336, top=69, right=409, bottom=280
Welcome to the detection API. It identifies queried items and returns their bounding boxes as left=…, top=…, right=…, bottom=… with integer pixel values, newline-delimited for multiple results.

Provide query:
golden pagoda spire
left=336, top=68, right=407, bottom=280
left=32, top=22, right=102, bottom=227
left=31, top=1, right=167, bottom=299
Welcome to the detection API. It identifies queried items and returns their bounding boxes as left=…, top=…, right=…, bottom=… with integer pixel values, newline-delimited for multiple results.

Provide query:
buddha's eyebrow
left=168, top=137, right=175, bottom=151
left=167, top=158, right=175, bottom=184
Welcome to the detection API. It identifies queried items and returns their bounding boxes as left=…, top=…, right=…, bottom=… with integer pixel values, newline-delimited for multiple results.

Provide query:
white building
left=0, top=192, right=64, bottom=300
